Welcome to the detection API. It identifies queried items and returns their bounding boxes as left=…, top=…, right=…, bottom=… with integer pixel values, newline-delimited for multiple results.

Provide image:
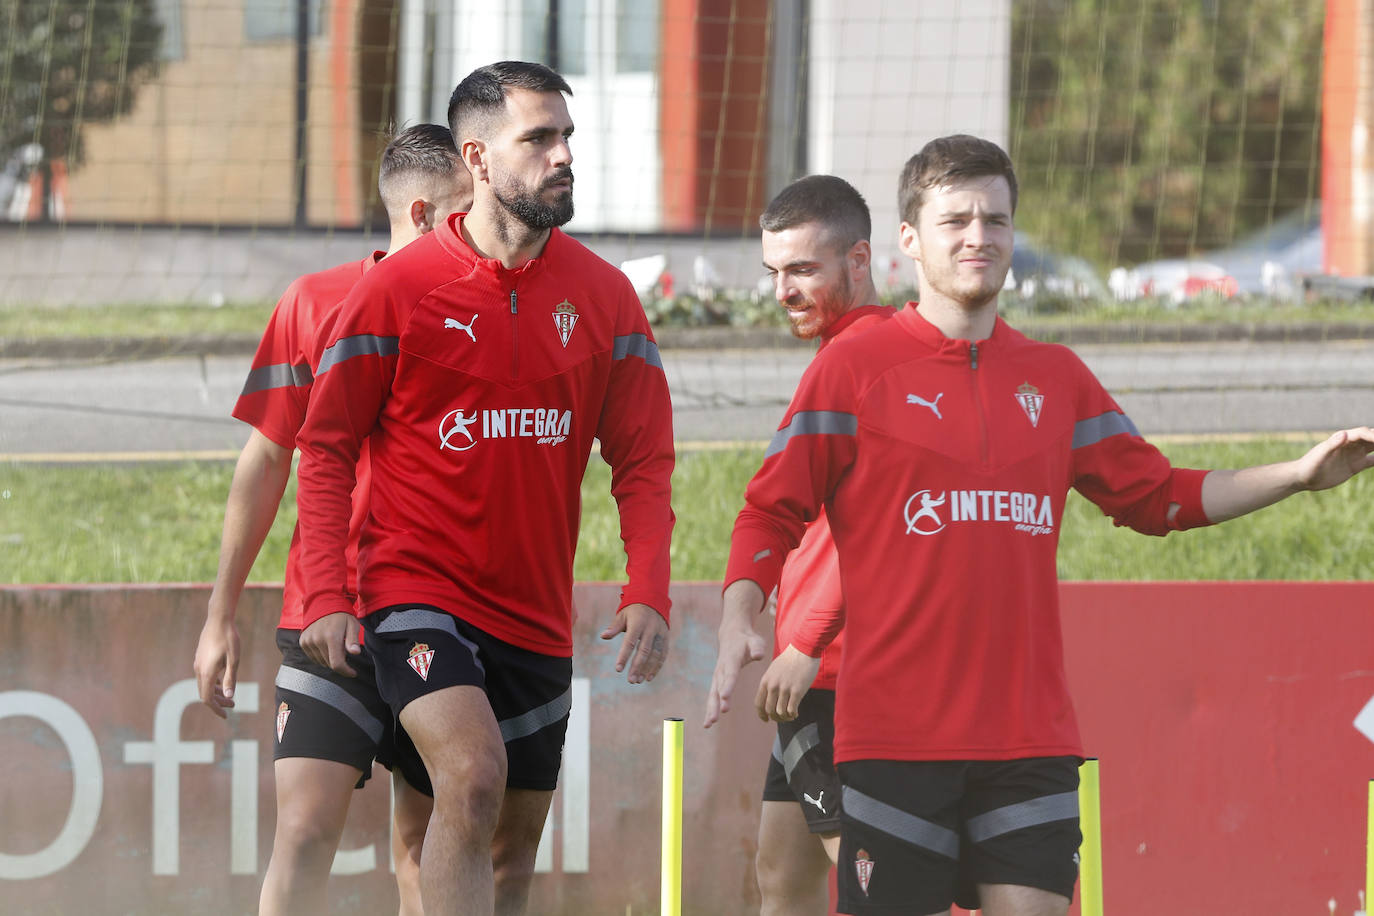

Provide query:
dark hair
left=897, top=134, right=1018, bottom=225
left=378, top=123, right=460, bottom=190
left=447, top=60, right=573, bottom=140
left=759, top=175, right=871, bottom=252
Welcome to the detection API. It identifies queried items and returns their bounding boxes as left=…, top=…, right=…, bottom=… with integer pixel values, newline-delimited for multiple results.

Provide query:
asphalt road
left=1, top=339, right=1373, bottom=458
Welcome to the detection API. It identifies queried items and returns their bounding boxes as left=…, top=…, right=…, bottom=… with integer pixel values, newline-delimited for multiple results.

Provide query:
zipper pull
left=970, top=342, right=979, bottom=369
left=510, top=290, right=518, bottom=314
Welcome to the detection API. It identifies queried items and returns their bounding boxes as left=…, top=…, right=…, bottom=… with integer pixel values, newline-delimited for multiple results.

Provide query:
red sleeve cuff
left=618, top=587, right=671, bottom=624
left=723, top=544, right=786, bottom=603
left=1167, top=467, right=1212, bottom=530
left=301, top=595, right=359, bottom=628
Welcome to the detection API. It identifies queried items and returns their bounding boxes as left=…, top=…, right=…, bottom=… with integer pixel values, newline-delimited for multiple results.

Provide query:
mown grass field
left=2, top=438, right=1369, bottom=585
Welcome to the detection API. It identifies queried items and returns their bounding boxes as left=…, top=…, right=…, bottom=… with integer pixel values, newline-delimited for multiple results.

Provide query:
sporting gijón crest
left=854, top=848, right=874, bottom=895
left=1015, top=380, right=1044, bottom=428
left=276, top=701, right=291, bottom=743
left=553, top=298, right=579, bottom=347
left=407, top=642, right=435, bottom=681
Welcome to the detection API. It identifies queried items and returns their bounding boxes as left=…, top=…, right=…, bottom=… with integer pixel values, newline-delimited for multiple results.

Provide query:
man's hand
left=600, top=603, right=669, bottom=684
left=703, top=580, right=769, bottom=729
left=755, top=645, right=821, bottom=723
left=1296, top=426, right=1374, bottom=490
left=300, top=612, right=362, bottom=677
left=193, top=615, right=240, bottom=719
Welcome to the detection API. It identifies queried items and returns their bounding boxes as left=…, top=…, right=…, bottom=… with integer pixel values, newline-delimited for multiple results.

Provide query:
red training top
left=727, top=305, right=1210, bottom=763
left=296, top=215, right=676, bottom=656
left=232, top=254, right=381, bottom=630
left=773, top=304, right=895, bottom=691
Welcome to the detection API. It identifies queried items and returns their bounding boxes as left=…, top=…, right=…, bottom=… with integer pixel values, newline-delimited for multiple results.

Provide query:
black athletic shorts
left=761, top=688, right=841, bottom=834
left=271, top=627, right=395, bottom=788
left=836, top=756, right=1082, bottom=915
left=361, top=604, right=573, bottom=794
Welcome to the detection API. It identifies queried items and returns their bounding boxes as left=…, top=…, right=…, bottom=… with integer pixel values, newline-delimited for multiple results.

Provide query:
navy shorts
left=836, top=756, right=1083, bottom=914
left=361, top=604, right=573, bottom=794
left=271, top=628, right=395, bottom=788
left=761, top=688, right=841, bottom=834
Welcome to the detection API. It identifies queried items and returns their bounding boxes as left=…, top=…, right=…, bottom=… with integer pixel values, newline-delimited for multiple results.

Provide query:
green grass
left=3, top=296, right=1373, bottom=342
left=2, top=439, right=1370, bottom=584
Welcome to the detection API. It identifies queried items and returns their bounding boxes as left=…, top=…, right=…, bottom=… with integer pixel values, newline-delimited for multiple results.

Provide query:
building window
left=616, top=2, right=657, bottom=73
left=152, top=0, right=184, bottom=60
left=244, top=0, right=324, bottom=43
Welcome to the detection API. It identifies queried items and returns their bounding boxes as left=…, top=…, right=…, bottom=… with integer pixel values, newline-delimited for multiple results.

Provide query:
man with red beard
left=705, top=174, right=894, bottom=915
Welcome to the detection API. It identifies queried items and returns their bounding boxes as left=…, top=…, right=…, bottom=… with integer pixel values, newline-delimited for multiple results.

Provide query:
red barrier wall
left=2, top=582, right=1372, bottom=914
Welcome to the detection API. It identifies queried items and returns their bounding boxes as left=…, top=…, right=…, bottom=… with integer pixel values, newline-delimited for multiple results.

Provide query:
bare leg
left=400, top=684, right=507, bottom=916
left=979, top=883, right=1071, bottom=916
left=392, top=769, right=433, bottom=916
left=491, top=787, right=555, bottom=916
left=756, top=800, right=835, bottom=916
left=259, top=757, right=363, bottom=916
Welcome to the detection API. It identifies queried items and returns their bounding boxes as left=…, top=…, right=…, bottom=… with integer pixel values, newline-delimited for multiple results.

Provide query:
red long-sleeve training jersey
left=232, top=255, right=380, bottom=630
left=296, top=216, right=675, bottom=656
left=774, top=304, right=895, bottom=691
left=727, top=305, right=1210, bottom=763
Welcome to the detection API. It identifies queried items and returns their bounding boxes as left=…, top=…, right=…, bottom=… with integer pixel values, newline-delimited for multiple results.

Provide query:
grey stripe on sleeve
left=317, top=334, right=400, bottom=376
left=612, top=333, right=664, bottom=369
left=498, top=687, right=573, bottom=743
left=764, top=410, right=858, bottom=459
left=965, top=790, right=1079, bottom=843
left=841, top=786, right=960, bottom=858
left=240, top=361, right=312, bottom=397
left=1072, top=411, right=1139, bottom=449
left=275, top=665, right=385, bottom=744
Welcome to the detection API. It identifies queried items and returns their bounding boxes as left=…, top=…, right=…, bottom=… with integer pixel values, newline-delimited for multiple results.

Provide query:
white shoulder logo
left=444, top=314, right=477, bottom=342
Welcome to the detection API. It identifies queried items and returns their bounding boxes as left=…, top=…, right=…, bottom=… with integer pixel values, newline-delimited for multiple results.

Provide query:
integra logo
left=902, top=488, right=1055, bottom=537
left=439, top=407, right=572, bottom=452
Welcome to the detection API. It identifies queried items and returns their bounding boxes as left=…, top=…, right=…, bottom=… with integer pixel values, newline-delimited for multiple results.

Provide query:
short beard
left=492, top=170, right=574, bottom=231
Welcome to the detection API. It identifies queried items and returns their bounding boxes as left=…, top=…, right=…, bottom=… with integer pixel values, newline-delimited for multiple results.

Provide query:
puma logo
left=444, top=314, right=477, bottom=342
left=803, top=790, right=827, bottom=814
left=906, top=392, right=943, bottom=419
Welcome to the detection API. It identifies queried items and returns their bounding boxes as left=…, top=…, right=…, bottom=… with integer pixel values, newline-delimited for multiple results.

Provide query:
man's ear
left=898, top=221, right=921, bottom=263
left=847, top=239, right=872, bottom=280
left=461, top=139, right=487, bottom=183
left=410, top=198, right=432, bottom=232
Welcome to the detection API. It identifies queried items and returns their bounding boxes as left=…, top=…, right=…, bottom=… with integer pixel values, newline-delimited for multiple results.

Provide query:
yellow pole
left=1079, top=758, right=1104, bottom=916
left=661, top=717, right=684, bottom=916
left=1365, top=779, right=1374, bottom=914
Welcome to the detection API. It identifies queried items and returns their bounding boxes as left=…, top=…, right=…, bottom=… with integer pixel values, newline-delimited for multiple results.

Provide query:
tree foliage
left=0, top=0, right=162, bottom=175
left=1010, top=0, right=1324, bottom=268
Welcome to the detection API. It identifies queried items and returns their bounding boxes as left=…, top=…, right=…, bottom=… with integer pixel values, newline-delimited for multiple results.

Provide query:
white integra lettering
left=481, top=409, right=572, bottom=443
left=946, top=489, right=1053, bottom=527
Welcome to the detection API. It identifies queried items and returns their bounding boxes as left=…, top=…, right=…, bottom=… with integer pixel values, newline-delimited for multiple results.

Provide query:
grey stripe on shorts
left=842, top=785, right=960, bottom=859
left=375, top=607, right=483, bottom=674
left=498, top=686, right=573, bottom=743
left=780, top=722, right=821, bottom=782
left=275, top=664, right=385, bottom=744
left=965, top=790, right=1079, bottom=843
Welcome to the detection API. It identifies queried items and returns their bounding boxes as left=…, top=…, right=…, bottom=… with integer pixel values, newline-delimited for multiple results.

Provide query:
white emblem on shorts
left=276, top=701, right=291, bottom=743
left=855, top=849, right=874, bottom=895
left=803, top=789, right=827, bottom=814
left=407, top=642, right=435, bottom=681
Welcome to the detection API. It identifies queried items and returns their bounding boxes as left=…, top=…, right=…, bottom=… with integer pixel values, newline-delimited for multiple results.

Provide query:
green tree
left=0, top=0, right=162, bottom=220
left=1010, top=0, right=1324, bottom=268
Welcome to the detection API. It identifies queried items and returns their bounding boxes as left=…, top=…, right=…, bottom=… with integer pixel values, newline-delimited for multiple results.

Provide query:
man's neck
left=461, top=198, right=552, bottom=269
left=915, top=292, right=998, bottom=341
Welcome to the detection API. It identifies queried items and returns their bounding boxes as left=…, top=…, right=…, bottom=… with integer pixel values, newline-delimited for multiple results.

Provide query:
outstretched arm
left=1199, top=426, right=1374, bottom=523
left=194, top=429, right=292, bottom=718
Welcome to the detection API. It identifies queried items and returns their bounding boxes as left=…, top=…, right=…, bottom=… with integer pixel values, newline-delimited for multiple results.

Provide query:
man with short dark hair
left=705, top=173, right=893, bottom=914
left=193, top=122, right=471, bottom=916
left=711, top=134, right=1374, bottom=916
left=295, top=61, right=675, bottom=916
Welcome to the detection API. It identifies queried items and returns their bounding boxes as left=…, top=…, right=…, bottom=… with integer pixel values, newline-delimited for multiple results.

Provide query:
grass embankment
left=2, top=439, right=1369, bottom=585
